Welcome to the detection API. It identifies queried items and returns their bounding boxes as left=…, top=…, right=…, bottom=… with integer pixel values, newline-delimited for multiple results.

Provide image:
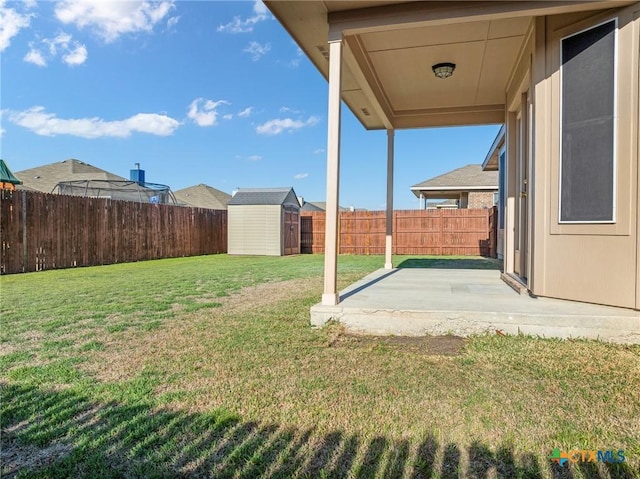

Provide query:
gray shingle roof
left=301, top=201, right=325, bottom=212
left=174, top=184, right=231, bottom=210
left=412, top=164, right=498, bottom=190
left=300, top=201, right=350, bottom=212
left=228, top=187, right=300, bottom=206
left=14, top=159, right=126, bottom=193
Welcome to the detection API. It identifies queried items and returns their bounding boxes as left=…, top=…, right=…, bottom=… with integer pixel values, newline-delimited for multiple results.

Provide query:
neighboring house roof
left=0, top=160, right=22, bottom=185
left=301, top=201, right=325, bottom=212
left=308, top=201, right=326, bottom=210
left=228, top=187, right=300, bottom=207
left=173, top=184, right=231, bottom=210
left=300, top=201, right=351, bottom=212
left=14, top=159, right=126, bottom=193
left=411, top=164, right=498, bottom=198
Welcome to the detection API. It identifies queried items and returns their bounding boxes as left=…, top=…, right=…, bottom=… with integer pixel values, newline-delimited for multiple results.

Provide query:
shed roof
left=228, top=187, right=300, bottom=207
left=174, top=184, right=231, bottom=210
left=411, top=164, right=498, bottom=192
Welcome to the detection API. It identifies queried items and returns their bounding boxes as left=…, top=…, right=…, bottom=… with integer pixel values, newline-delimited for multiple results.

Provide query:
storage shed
left=227, top=187, right=301, bottom=256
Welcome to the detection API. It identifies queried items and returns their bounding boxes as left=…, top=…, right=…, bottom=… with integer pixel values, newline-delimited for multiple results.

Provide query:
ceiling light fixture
left=432, top=62, right=456, bottom=79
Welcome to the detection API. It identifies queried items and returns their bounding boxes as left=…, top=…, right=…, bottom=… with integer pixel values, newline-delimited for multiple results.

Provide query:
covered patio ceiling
left=266, top=1, right=636, bottom=129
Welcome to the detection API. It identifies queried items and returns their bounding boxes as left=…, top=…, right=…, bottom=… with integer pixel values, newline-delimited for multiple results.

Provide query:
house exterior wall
left=227, top=205, right=283, bottom=256
left=521, top=5, right=640, bottom=309
left=467, top=191, right=496, bottom=209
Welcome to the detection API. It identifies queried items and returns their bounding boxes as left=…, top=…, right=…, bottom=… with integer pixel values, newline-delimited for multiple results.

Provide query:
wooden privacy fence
left=0, top=190, right=494, bottom=274
left=301, top=208, right=496, bottom=257
left=0, top=190, right=227, bottom=274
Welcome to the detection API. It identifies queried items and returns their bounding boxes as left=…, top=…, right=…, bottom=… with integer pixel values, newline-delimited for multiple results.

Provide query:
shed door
left=284, top=207, right=300, bottom=255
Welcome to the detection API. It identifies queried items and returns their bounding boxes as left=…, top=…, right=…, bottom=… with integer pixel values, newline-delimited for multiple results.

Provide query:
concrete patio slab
left=310, top=268, right=640, bottom=344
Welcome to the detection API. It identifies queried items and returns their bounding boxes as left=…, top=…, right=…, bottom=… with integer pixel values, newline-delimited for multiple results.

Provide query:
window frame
left=558, top=18, right=618, bottom=224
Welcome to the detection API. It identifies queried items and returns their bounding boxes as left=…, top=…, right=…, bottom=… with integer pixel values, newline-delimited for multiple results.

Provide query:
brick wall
left=467, top=191, right=496, bottom=209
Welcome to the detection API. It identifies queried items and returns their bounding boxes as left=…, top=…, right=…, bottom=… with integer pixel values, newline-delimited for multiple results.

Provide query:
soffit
left=265, top=1, right=636, bottom=130
left=346, top=16, right=530, bottom=126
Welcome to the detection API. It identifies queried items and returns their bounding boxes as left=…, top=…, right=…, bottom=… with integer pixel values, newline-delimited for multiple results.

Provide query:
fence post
left=22, top=190, right=27, bottom=273
left=337, top=211, right=341, bottom=254
left=393, top=210, right=397, bottom=255
left=439, top=209, right=444, bottom=256
left=490, top=206, right=497, bottom=258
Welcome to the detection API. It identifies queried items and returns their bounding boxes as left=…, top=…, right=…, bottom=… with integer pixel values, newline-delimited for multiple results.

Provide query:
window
left=560, top=20, right=616, bottom=223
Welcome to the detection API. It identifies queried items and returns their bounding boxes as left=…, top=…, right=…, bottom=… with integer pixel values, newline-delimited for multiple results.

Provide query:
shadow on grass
left=1, top=382, right=637, bottom=479
left=397, top=257, right=502, bottom=270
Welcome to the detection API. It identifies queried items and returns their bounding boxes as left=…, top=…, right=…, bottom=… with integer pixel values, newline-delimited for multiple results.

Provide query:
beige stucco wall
left=521, top=6, right=640, bottom=309
left=227, top=205, right=283, bottom=256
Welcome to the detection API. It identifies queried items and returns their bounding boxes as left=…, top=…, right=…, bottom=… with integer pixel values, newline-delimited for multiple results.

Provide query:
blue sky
left=1, top=0, right=501, bottom=210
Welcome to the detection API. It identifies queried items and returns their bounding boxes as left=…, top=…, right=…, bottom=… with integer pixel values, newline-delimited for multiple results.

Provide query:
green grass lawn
left=1, top=254, right=638, bottom=479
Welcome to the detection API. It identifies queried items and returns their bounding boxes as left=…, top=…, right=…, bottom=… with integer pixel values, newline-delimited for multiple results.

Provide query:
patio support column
left=385, top=129, right=395, bottom=269
left=322, top=38, right=343, bottom=306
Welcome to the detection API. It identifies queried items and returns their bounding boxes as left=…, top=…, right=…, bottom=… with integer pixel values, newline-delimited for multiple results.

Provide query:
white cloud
left=222, top=114, right=233, bottom=120
left=54, top=0, right=175, bottom=43
left=187, top=98, right=229, bottom=127
left=279, top=106, right=299, bottom=114
left=247, top=155, right=262, bottom=161
left=24, top=47, right=46, bottom=66
left=217, top=0, right=268, bottom=34
left=7, top=106, right=180, bottom=138
left=62, top=42, right=87, bottom=65
left=167, top=15, right=179, bottom=30
left=294, top=173, right=308, bottom=180
left=253, top=0, right=267, bottom=16
left=288, top=58, right=301, bottom=69
left=256, top=116, right=320, bottom=136
left=0, top=0, right=34, bottom=52
left=24, top=32, right=88, bottom=67
left=313, top=148, right=325, bottom=155
left=288, top=47, right=304, bottom=69
left=243, top=41, right=270, bottom=61
left=237, top=107, right=253, bottom=118
left=43, top=32, right=71, bottom=54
